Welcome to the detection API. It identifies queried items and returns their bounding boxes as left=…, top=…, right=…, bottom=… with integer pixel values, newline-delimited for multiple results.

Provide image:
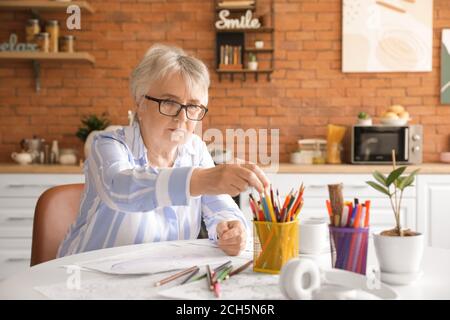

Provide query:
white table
left=0, top=239, right=449, bottom=300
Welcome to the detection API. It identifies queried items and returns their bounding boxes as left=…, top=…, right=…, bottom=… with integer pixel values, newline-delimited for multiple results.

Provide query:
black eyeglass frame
left=143, top=95, right=208, bottom=121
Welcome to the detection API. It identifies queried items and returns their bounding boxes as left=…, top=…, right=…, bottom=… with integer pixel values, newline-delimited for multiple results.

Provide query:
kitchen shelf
left=0, top=51, right=95, bottom=64
left=0, top=51, right=95, bottom=91
left=216, top=68, right=273, bottom=81
left=0, top=1, right=95, bottom=14
left=214, top=0, right=275, bottom=82
left=244, top=47, right=273, bottom=52
left=215, top=6, right=255, bottom=11
left=216, top=27, right=274, bottom=33
left=0, top=1, right=96, bottom=92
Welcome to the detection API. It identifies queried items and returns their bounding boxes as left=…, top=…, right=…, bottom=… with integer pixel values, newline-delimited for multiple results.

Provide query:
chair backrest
left=30, top=184, right=84, bottom=266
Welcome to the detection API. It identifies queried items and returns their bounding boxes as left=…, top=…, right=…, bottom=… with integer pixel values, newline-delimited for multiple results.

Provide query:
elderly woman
left=57, top=44, right=269, bottom=258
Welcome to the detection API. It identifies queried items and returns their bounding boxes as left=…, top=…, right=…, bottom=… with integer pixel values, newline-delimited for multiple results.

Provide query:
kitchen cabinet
left=0, top=174, right=84, bottom=281
left=417, top=175, right=450, bottom=249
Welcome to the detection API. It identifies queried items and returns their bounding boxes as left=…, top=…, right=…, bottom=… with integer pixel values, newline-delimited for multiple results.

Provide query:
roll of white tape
left=279, top=258, right=321, bottom=300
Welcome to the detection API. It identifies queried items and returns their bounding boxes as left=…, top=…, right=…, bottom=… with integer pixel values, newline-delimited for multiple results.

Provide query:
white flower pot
left=357, top=118, right=372, bottom=126
left=373, top=232, right=424, bottom=284
left=248, top=61, right=258, bottom=70
left=255, top=41, right=264, bottom=49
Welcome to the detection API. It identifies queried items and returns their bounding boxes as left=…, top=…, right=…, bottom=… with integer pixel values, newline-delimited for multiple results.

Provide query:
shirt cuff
left=155, top=166, right=196, bottom=207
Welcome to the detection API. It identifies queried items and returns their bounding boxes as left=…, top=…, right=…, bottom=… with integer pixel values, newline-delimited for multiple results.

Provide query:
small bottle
left=59, top=35, right=74, bottom=53
left=46, top=20, right=59, bottom=53
left=35, top=32, right=49, bottom=52
left=44, top=144, right=50, bottom=164
left=51, top=140, right=59, bottom=164
left=26, top=19, right=40, bottom=43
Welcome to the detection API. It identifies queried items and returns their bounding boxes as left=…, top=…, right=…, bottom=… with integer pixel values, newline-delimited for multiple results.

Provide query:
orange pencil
left=326, top=200, right=332, bottom=217
left=364, top=200, right=371, bottom=227
left=352, top=204, right=362, bottom=228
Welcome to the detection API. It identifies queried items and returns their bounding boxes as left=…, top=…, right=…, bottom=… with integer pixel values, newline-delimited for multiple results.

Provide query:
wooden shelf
left=216, top=68, right=273, bottom=82
left=216, top=68, right=273, bottom=73
left=216, top=27, right=273, bottom=33
left=215, top=6, right=255, bottom=11
left=0, top=1, right=95, bottom=14
left=215, top=0, right=274, bottom=82
left=245, top=47, right=273, bottom=52
left=0, top=51, right=95, bottom=91
left=0, top=51, right=95, bottom=64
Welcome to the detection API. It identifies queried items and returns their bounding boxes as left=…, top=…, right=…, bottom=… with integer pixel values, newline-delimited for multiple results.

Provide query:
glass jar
left=326, top=142, right=343, bottom=164
left=35, top=32, right=49, bottom=52
left=59, top=35, right=74, bottom=53
left=45, top=20, right=59, bottom=52
left=26, top=19, right=40, bottom=43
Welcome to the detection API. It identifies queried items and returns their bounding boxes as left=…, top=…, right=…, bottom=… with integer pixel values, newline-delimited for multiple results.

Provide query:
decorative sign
left=215, top=9, right=261, bottom=30
left=0, top=34, right=38, bottom=52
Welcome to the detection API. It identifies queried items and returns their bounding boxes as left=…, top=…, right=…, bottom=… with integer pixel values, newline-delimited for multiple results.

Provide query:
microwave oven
left=351, top=125, right=423, bottom=164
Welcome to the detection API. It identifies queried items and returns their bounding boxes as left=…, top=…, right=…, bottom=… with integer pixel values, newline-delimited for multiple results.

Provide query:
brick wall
left=1, top=0, right=449, bottom=163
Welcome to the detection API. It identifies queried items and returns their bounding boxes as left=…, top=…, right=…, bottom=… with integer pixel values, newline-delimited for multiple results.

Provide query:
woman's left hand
left=216, top=220, right=247, bottom=256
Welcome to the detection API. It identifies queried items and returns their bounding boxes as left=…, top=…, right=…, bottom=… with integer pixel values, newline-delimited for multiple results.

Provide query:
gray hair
left=130, top=44, right=210, bottom=105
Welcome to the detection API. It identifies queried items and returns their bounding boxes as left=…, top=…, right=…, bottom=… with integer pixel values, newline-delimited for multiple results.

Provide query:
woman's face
left=137, top=72, right=206, bottom=147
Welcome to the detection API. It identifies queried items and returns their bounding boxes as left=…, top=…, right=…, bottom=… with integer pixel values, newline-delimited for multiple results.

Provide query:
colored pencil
left=180, top=267, right=200, bottom=285
left=229, top=260, right=253, bottom=277
left=155, top=265, right=199, bottom=287
left=206, top=264, right=214, bottom=291
left=213, top=260, right=232, bottom=275
left=213, top=281, right=221, bottom=298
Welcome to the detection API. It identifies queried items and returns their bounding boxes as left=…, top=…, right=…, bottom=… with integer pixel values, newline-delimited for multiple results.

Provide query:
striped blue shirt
left=57, top=122, right=249, bottom=257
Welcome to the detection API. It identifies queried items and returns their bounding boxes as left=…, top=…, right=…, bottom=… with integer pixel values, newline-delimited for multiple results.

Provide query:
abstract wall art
left=343, top=0, right=433, bottom=73
left=441, top=29, right=450, bottom=104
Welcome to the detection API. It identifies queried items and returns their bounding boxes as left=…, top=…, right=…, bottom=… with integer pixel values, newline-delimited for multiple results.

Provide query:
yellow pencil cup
left=253, top=220, right=299, bottom=274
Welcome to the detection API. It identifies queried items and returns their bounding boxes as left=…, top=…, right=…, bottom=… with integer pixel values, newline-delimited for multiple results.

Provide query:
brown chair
left=30, top=184, right=84, bottom=266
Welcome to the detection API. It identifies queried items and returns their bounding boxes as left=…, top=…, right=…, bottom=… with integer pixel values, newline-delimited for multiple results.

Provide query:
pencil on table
left=154, top=265, right=199, bottom=287
left=206, top=264, right=213, bottom=291
left=180, top=267, right=200, bottom=285
left=229, top=260, right=253, bottom=277
left=213, top=281, right=221, bottom=298
left=213, top=260, right=232, bottom=275
left=217, top=265, right=233, bottom=283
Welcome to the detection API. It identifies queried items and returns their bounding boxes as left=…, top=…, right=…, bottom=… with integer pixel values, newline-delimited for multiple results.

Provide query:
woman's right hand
left=190, top=163, right=269, bottom=197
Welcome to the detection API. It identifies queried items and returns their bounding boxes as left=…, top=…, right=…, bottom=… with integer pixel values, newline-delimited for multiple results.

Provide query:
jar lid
left=36, top=32, right=49, bottom=38
left=27, top=19, right=39, bottom=24
left=46, top=20, right=59, bottom=25
left=61, top=35, right=75, bottom=40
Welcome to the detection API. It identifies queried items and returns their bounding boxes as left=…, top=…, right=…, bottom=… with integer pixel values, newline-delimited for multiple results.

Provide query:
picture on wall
left=441, top=30, right=450, bottom=104
left=343, top=0, right=433, bottom=73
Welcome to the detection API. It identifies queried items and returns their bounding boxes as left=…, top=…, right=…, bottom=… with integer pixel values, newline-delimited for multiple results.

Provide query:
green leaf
left=366, top=181, right=391, bottom=196
left=386, top=166, right=407, bottom=186
left=398, top=169, right=420, bottom=190
left=373, top=171, right=387, bottom=186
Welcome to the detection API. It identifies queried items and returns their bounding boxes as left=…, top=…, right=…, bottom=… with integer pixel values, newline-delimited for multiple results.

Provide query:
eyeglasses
left=143, top=95, right=208, bottom=121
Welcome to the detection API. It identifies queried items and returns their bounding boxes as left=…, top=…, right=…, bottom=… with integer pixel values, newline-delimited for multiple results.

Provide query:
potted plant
left=366, top=150, right=423, bottom=285
left=247, top=53, right=258, bottom=70
left=357, top=112, right=372, bottom=126
left=76, top=113, right=110, bottom=159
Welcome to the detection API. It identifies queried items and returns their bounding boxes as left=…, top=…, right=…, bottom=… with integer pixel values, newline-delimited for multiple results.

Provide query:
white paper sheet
left=158, top=268, right=285, bottom=300
left=77, top=240, right=252, bottom=275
